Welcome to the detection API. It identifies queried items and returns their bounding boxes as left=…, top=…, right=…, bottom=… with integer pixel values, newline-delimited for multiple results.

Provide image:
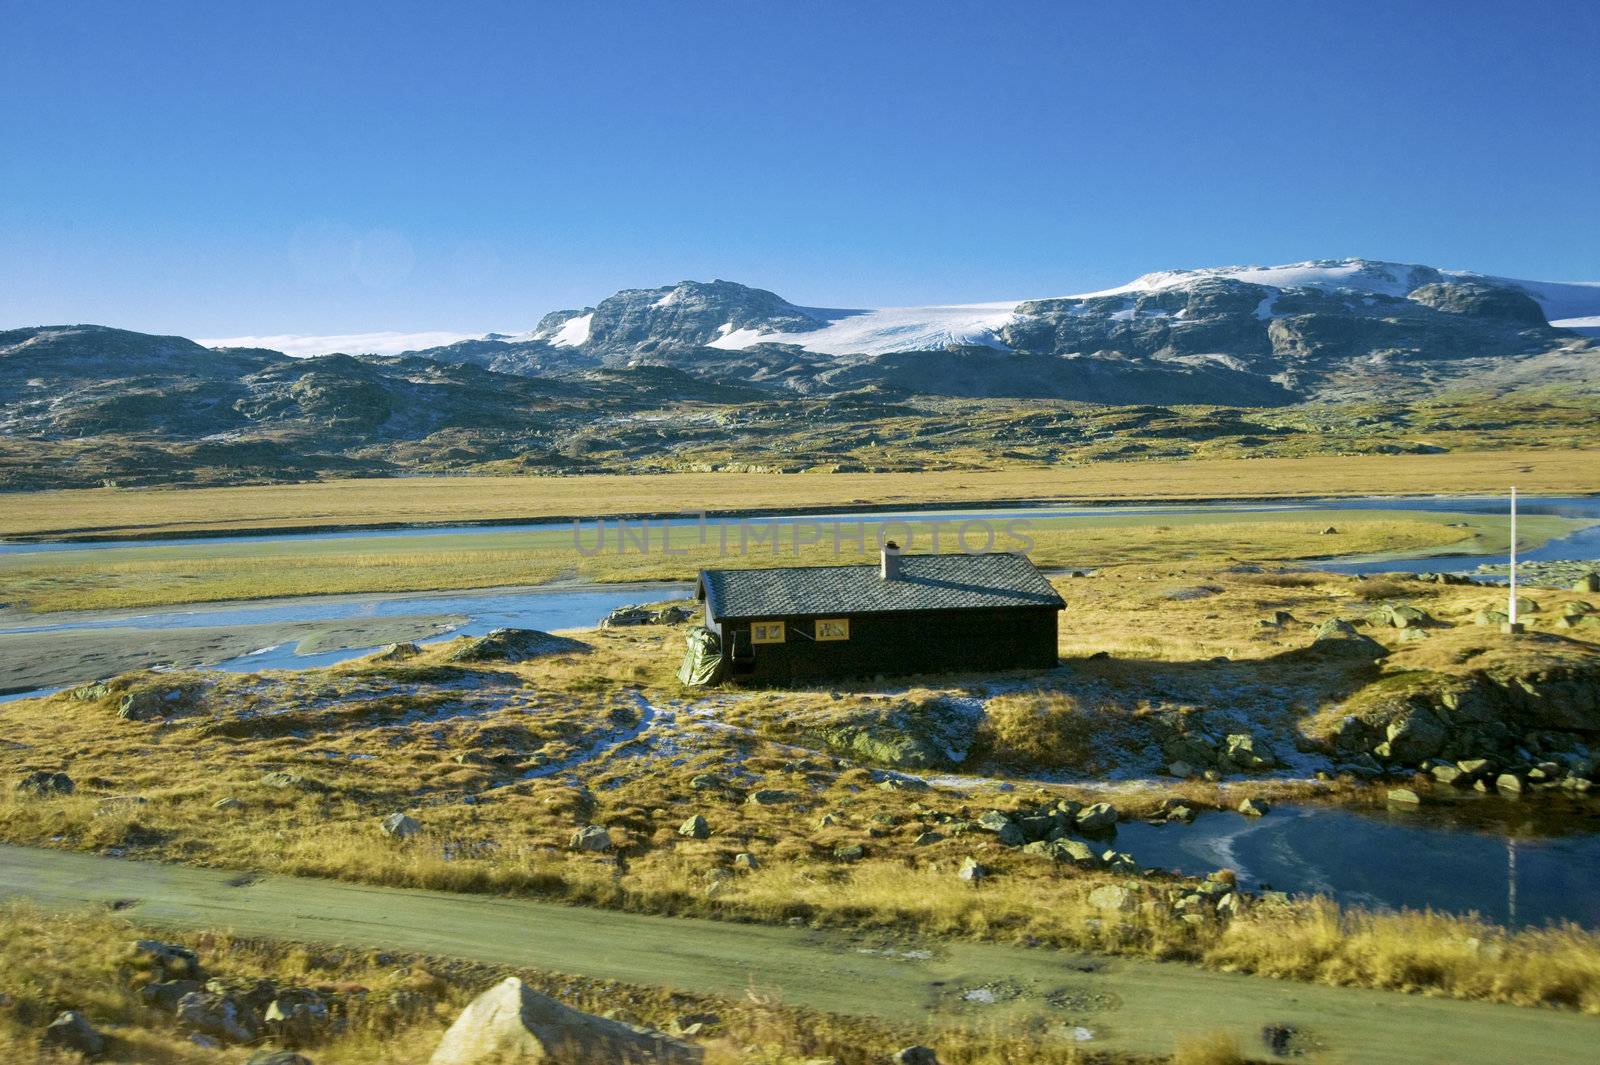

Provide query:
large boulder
left=428, top=978, right=700, bottom=1064
left=381, top=813, right=423, bottom=839
left=447, top=629, right=589, bottom=664
left=817, top=697, right=977, bottom=770
left=1382, top=705, right=1449, bottom=762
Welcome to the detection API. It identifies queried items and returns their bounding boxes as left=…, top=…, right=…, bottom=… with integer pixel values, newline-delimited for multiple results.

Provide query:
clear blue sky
left=3, top=0, right=1597, bottom=337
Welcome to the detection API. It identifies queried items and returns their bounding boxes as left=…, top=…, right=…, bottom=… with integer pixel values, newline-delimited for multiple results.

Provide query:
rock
left=1575, top=574, right=1600, bottom=593
left=15, top=770, right=73, bottom=795
left=41, top=1010, right=106, bottom=1058
left=833, top=843, right=866, bottom=862
left=263, top=987, right=330, bottom=1046
left=600, top=604, right=693, bottom=628
left=570, top=825, right=611, bottom=852
left=975, top=810, right=1013, bottom=833
left=1053, top=839, right=1101, bottom=867
left=891, top=1047, right=939, bottom=1065
left=815, top=813, right=838, bottom=829
left=733, top=852, right=759, bottom=871
left=373, top=642, right=421, bottom=661
left=1237, top=797, right=1270, bottom=817
left=143, top=979, right=204, bottom=1010
left=118, top=687, right=167, bottom=721
left=1456, top=758, right=1495, bottom=779
left=1368, top=604, right=1434, bottom=629
left=994, top=822, right=1026, bottom=847
left=678, top=815, right=710, bottom=840
left=1383, top=705, right=1448, bottom=762
left=1310, top=619, right=1386, bottom=657
left=1167, top=760, right=1196, bottom=779
left=1475, top=608, right=1510, bottom=626
left=1224, top=733, right=1275, bottom=772
left=259, top=771, right=311, bottom=790
left=1321, top=526, right=1338, bottom=535
left=1495, top=772, right=1525, bottom=794
left=957, top=857, right=986, bottom=882
left=1430, top=764, right=1465, bottom=785
left=135, top=938, right=203, bottom=979
left=1087, top=884, right=1135, bottom=912
left=745, top=789, right=791, bottom=806
left=177, top=989, right=259, bottom=1044
left=1386, top=788, right=1423, bottom=805
left=70, top=681, right=112, bottom=701
left=212, top=796, right=242, bottom=811
left=1074, top=802, right=1118, bottom=833
left=913, top=830, right=941, bottom=846
left=1162, top=734, right=1217, bottom=767
left=381, top=813, right=423, bottom=839
left=427, top=977, right=700, bottom=1064
left=446, top=629, right=590, bottom=664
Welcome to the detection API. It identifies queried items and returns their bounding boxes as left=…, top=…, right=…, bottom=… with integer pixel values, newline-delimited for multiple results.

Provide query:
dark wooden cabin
left=693, top=545, right=1064, bottom=685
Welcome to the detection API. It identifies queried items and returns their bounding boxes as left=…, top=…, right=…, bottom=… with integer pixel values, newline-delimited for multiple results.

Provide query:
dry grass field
left=2, top=508, right=1579, bottom=613
left=4, top=565, right=1600, bottom=1024
left=2, top=449, right=1595, bottom=540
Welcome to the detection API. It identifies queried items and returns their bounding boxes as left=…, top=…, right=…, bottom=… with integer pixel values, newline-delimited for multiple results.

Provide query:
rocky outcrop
left=427, top=977, right=701, bottom=1064
left=446, top=629, right=589, bottom=664
left=815, top=697, right=977, bottom=770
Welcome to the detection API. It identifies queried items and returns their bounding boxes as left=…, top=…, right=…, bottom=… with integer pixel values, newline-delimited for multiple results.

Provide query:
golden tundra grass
left=2, top=448, right=1596, bottom=540
left=3, top=568, right=1600, bottom=1017
left=2, top=507, right=1580, bottom=612
left=0, top=905, right=1092, bottom=1065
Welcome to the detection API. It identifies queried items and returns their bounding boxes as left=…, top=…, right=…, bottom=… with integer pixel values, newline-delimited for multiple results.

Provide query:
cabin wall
left=717, top=607, right=1059, bottom=685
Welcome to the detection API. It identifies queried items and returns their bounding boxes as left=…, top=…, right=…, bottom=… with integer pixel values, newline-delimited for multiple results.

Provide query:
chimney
left=880, top=540, right=902, bottom=580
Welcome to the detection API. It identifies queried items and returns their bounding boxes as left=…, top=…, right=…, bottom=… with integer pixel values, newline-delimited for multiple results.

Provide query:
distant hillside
left=4, top=258, right=1598, bottom=490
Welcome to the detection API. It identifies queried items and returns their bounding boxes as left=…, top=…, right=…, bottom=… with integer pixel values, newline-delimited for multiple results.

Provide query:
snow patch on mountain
left=708, top=301, right=1023, bottom=355
left=549, top=312, right=594, bottom=347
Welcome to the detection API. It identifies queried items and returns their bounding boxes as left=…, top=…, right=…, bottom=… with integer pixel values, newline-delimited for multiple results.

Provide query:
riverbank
left=3, top=449, right=1595, bottom=542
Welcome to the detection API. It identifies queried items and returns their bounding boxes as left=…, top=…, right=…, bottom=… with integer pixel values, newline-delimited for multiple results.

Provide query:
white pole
left=1508, top=485, right=1518, bottom=627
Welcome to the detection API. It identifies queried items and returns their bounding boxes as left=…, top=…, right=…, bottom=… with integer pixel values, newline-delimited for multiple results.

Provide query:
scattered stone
left=891, top=1047, right=939, bottom=1065
left=678, top=815, right=710, bottom=840
left=1224, top=733, right=1275, bottom=771
left=1237, top=797, right=1270, bottom=817
left=745, top=789, right=791, bottom=806
left=143, top=979, right=204, bottom=1011
left=958, top=856, right=986, bottom=882
left=1087, top=884, right=1135, bottom=912
left=1167, top=761, right=1195, bottom=779
left=212, top=796, right=242, bottom=811
left=1320, top=526, right=1338, bottom=535
left=1386, top=788, right=1423, bottom=805
left=1074, top=803, right=1118, bottom=833
left=258, top=771, right=311, bottom=790
left=381, top=813, right=422, bottom=840
left=1309, top=618, right=1386, bottom=657
left=70, top=681, right=112, bottom=701
left=601, top=604, right=693, bottom=628
left=815, top=813, right=838, bottom=829
left=15, top=770, right=73, bottom=796
left=733, top=852, right=759, bottom=871
left=41, top=1010, right=106, bottom=1058
left=570, top=825, right=611, bottom=852
left=373, top=642, right=421, bottom=661
left=1495, top=773, right=1525, bottom=794
left=177, top=988, right=258, bottom=1044
left=833, top=843, right=866, bottom=862
left=135, top=939, right=203, bottom=979
left=427, top=977, right=700, bottom=1065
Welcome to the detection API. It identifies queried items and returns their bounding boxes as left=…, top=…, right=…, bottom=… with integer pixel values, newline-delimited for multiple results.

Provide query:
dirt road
left=2, top=844, right=1595, bottom=1063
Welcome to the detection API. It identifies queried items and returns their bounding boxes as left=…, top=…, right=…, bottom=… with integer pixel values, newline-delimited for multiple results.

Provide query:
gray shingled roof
left=699, top=552, right=1064, bottom=620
